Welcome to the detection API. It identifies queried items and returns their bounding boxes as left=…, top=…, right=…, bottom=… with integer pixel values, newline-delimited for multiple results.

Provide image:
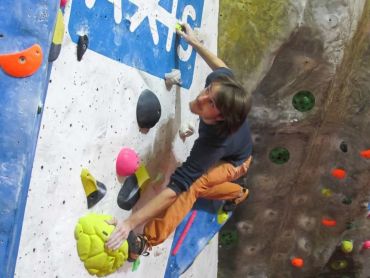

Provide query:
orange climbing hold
left=360, top=149, right=370, bottom=159
left=331, top=168, right=346, bottom=179
left=322, top=217, right=337, bottom=227
left=291, top=257, right=304, bottom=268
left=0, top=44, right=43, bottom=78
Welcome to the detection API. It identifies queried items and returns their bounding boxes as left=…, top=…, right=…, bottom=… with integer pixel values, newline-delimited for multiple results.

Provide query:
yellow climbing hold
left=217, top=207, right=230, bottom=224
left=341, top=240, right=353, bottom=253
left=175, top=23, right=183, bottom=31
left=52, top=10, right=65, bottom=44
left=81, top=168, right=98, bottom=197
left=135, top=165, right=150, bottom=189
left=74, top=214, right=129, bottom=276
left=321, top=188, right=333, bottom=197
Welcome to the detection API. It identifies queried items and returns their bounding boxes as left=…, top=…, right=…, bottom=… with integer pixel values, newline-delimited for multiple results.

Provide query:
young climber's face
left=189, top=83, right=224, bottom=124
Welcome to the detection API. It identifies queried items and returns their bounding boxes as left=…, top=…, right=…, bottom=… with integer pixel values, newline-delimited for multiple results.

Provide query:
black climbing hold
left=269, top=147, right=290, bottom=164
left=117, top=174, right=140, bottom=210
left=87, top=181, right=106, bottom=209
left=49, top=44, right=62, bottom=62
left=292, top=90, right=315, bottom=112
left=340, top=141, right=348, bottom=153
left=136, top=89, right=161, bottom=129
left=342, top=197, right=352, bottom=205
left=77, top=35, right=88, bottom=61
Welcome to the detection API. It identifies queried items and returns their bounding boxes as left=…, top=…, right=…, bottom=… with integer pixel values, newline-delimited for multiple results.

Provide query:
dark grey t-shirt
left=168, top=67, right=253, bottom=194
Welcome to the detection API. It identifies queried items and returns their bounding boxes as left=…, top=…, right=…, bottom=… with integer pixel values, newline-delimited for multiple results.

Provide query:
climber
left=106, top=23, right=253, bottom=261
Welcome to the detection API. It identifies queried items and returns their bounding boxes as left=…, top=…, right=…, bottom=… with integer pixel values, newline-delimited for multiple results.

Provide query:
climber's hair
left=212, top=75, right=252, bottom=136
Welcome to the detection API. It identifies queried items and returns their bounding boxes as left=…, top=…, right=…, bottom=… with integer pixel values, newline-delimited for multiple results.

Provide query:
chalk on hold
left=291, top=257, right=304, bottom=268
left=116, top=147, right=139, bottom=177
left=136, top=89, right=161, bottom=131
left=165, top=69, right=182, bottom=89
left=179, top=121, right=195, bottom=142
left=331, top=168, right=346, bottom=179
left=77, top=35, right=89, bottom=61
left=321, top=217, right=337, bottom=227
left=0, top=44, right=43, bottom=78
left=360, top=149, right=370, bottom=159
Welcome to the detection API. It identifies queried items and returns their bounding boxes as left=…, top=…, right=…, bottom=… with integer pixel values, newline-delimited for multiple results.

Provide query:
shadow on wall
left=133, top=86, right=183, bottom=228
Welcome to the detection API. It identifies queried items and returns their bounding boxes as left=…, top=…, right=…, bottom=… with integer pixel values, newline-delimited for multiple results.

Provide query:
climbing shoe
left=127, top=231, right=152, bottom=262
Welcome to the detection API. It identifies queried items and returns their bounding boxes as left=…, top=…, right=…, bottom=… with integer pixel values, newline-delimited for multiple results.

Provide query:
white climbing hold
left=165, top=69, right=182, bottom=89
left=179, top=121, right=195, bottom=141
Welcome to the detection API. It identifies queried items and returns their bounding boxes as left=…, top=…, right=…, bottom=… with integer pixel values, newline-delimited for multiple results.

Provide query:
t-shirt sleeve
left=168, top=137, right=226, bottom=194
left=205, top=67, right=234, bottom=87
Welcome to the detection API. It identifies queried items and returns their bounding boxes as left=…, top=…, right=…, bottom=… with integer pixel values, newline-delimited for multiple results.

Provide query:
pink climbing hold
left=60, top=0, right=68, bottom=7
left=362, top=240, right=370, bottom=250
left=116, top=147, right=139, bottom=177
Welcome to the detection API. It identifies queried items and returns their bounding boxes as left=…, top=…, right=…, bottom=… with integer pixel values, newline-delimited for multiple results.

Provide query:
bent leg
left=144, top=156, right=252, bottom=246
left=200, top=181, right=248, bottom=205
left=144, top=186, right=197, bottom=246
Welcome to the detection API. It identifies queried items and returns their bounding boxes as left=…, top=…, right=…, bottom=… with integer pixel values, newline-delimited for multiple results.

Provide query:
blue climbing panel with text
left=68, top=0, right=205, bottom=89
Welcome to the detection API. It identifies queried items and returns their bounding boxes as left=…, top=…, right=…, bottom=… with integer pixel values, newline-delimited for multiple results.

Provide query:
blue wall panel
left=0, top=1, right=58, bottom=277
left=68, top=0, right=205, bottom=89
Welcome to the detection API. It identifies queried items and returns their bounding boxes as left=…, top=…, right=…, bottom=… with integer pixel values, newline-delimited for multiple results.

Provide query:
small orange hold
left=322, top=217, right=337, bottom=227
left=0, top=44, right=43, bottom=78
left=331, top=168, right=346, bottom=179
left=291, top=257, right=304, bottom=268
left=360, top=149, right=370, bottom=159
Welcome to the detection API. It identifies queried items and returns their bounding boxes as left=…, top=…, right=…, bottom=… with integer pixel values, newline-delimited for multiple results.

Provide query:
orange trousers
left=144, top=156, right=252, bottom=246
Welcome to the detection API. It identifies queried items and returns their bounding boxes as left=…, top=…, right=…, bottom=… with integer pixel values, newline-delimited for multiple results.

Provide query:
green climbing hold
left=330, top=259, right=348, bottom=270
left=292, top=90, right=315, bottom=112
left=220, top=230, right=238, bottom=247
left=269, top=147, right=290, bottom=164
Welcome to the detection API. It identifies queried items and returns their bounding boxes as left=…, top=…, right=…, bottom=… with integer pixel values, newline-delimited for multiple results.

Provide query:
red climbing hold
left=0, top=44, right=43, bottom=78
left=360, top=149, right=370, bottom=159
left=322, top=217, right=337, bottom=227
left=331, top=168, right=346, bottom=179
left=291, top=257, right=304, bottom=268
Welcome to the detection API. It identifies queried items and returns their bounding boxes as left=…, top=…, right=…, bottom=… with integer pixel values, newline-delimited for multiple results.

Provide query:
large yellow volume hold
left=74, top=214, right=129, bottom=276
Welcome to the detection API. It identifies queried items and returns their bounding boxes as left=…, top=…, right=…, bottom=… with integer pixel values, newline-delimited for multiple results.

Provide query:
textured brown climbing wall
left=218, top=0, right=370, bottom=277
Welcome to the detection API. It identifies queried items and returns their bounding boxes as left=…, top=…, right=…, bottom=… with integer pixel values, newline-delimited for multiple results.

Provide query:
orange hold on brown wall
left=331, top=168, right=346, bottom=179
left=360, top=149, right=370, bottom=159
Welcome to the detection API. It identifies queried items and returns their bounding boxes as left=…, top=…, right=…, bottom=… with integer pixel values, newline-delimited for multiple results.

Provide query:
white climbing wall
left=14, top=0, right=220, bottom=277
